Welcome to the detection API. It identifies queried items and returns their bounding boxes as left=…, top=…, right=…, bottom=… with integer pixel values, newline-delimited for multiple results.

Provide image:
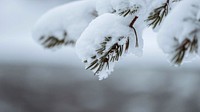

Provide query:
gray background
left=0, top=0, right=200, bottom=112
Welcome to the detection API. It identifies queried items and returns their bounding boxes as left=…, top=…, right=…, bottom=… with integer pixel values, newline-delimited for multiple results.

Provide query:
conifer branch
left=41, top=36, right=65, bottom=48
left=171, top=37, right=198, bottom=65
left=85, top=36, right=130, bottom=75
left=85, top=16, right=140, bottom=75
left=119, top=5, right=140, bottom=17
left=41, top=32, right=75, bottom=48
left=146, top=0, right=170, bottom=29
left=172, top=0, right=182, bottom=2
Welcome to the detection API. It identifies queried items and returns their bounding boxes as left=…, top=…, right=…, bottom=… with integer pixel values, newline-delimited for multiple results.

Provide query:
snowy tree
left=32, top=0, right=200, bottom=80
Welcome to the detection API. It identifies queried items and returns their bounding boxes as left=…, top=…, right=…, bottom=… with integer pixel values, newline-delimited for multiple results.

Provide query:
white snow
left=96, top=0, right=146, bottom=16
left=32, top=0, right=97, bottom=48
left=29, top=0, right=200, bottom=79
left=95, top=0, right=114, bottom=15
left=158, top=0, right=200, bottom=64
left=110, top=0, right=130, bottom=13
left=76, top=13, right=143, bottom=80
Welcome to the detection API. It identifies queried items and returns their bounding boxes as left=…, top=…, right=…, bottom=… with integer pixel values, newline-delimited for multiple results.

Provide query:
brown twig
left=129, top=16, right=139, bottom=47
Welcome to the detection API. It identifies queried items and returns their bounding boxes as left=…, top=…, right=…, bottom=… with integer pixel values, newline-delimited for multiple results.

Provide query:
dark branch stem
left=129, top=16, right=138, bottom=28
left=129, top=16, right=139, bottom=47
left=165, top=0, right=170, bottom=10
left=133, top=27, right=139, bottom=47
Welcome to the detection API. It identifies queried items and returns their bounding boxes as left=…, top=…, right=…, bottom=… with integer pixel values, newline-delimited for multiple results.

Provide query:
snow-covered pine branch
left=32, top=0, right=97, bottom=49
left=158, top=0, right=200, bottom=65
left=32, top=0, right=200, bottom=80
left=75, top=13, right=143, bottom=80
left=75, top=0, right=146, bottom=80
left=146, top=0, right=181, bottom=30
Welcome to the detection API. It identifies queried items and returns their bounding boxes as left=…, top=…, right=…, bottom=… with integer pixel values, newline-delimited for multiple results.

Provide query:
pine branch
left=84, top=16, right=139, bottom=76
left=119, top=5, right=140, bottom=17
left=146, top=0, right=170, bottom=29
left=171, top=37, right=198, bottom=65
left=85, top=36, right=130, bottom=75
left=41, top=32, right=75, bottom=48
left=172, top=0, right=182, bottom=2
left=41, top=36, right=65, bottom=48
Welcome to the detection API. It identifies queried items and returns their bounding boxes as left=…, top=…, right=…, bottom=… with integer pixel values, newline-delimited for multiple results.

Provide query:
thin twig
left=129, top=16, right=139, bottom=47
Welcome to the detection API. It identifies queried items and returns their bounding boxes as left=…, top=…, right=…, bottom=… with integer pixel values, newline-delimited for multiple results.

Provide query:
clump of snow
left=95, top=0, right=132, bottom=15
left=95, top=0, right=114, bottom=15
left=96, top=0, right=146, bottom=16
left=76, top=13, right=143, bottom=80
left=158, top=0, right=200, bottom=64
left=110, top=0, right=130, bottom=13
left=32, top=0, right=97, bottom=48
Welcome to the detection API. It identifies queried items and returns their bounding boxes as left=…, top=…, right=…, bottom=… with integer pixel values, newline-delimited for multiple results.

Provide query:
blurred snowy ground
left=0, top=0, right=200, bottom=112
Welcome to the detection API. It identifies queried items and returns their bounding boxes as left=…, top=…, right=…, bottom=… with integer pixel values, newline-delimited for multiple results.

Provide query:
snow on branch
left=171, top=37, right=198, bottom=65
left=146, top=0, right=170, bottom=29
left=39, top=32, right=75, bottom=48
left=32, top=0, right=97, bottom=49
left=32, top=0, right=200, bottom=80
left=76, top=14, right=143, bottom=80
left=118, top=5, right=141, bottom=17
left=158, top=0, right=200, bottom=66
left=96, top=0, right=143, bottom=17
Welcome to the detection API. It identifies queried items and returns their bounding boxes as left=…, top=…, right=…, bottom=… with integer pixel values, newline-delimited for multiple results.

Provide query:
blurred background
left=0, top=0, right=200, bottom=112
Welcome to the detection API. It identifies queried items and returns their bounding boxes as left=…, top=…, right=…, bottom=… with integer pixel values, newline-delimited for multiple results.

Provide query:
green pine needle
left=86, top=36, right=130, bottom=75
left=146, top=0, right=169, bottom=29
left=119, top=5, right=140, bottom=17
left=41, top=32, right=75, bottom=48
left=171, top=37, right=198, bottom=65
